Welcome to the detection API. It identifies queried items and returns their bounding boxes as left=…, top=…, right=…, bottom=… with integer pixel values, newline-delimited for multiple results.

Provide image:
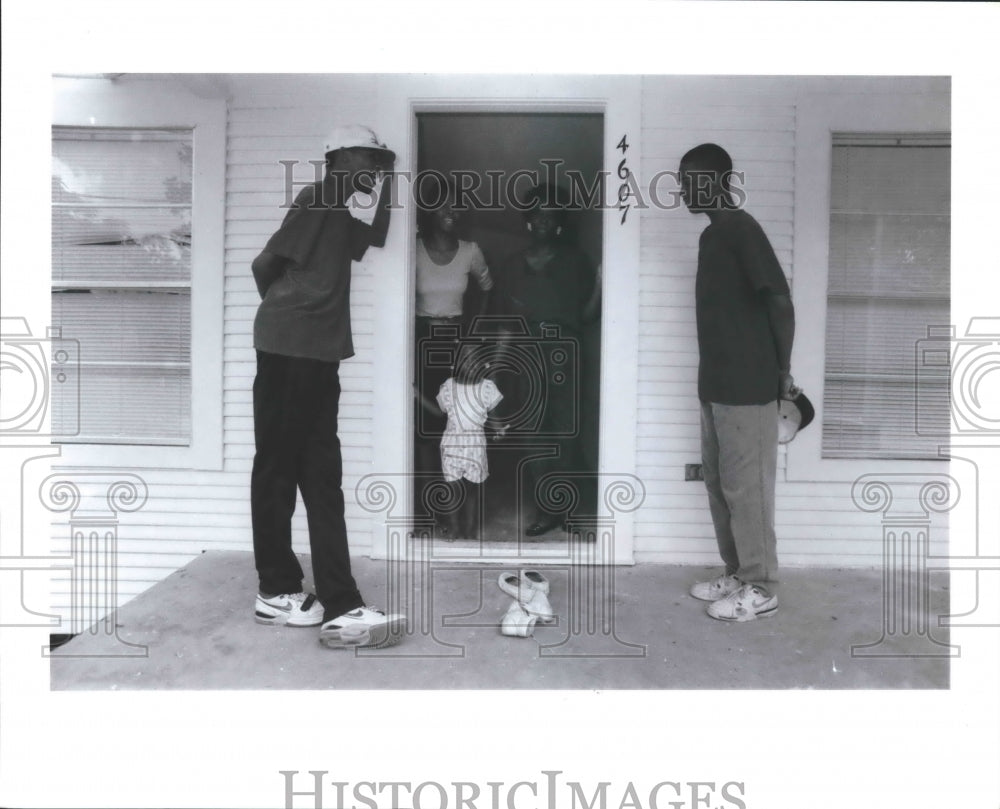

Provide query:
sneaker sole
left=255, top=612, right=323, bottom=628
left=707, top=604, right=778, bottom=622
left=318, top=617, right=406, bottom=650
left=690, top=590, right=736, bottom=602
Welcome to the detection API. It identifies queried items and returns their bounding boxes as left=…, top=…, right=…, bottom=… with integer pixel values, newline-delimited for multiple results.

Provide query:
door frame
left=367, top=75, right=641, bottom=565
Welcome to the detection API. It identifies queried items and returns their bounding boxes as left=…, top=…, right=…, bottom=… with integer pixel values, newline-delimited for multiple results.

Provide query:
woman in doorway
left=414, top=174, right=494, bottom=533
left=495, top=183, right=598, bottom=537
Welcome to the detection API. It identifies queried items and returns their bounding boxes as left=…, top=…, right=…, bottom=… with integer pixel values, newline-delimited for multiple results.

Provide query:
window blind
left=51, top=127, right=193, bottom=445
left=822, top=136, right=950, bottom=460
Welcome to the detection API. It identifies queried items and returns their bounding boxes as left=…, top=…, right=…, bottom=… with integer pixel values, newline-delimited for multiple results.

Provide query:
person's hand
left=491, top=424, right=509, bottom=442
left=779, top=371, right=799, bottom=400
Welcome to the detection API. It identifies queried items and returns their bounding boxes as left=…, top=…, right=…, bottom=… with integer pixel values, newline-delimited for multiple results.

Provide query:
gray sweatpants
left=700, top=401, right=779, bottom=588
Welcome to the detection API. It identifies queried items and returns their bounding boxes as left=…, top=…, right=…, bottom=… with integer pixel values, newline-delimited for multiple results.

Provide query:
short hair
left=415, top=171, right=457, bottom=233
left=520, top=182, right=571, bottom=224
left=680, top=143, right=734, bottom=193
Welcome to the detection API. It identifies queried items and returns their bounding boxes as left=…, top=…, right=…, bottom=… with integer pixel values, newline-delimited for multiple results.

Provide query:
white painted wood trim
left=788, top=88, right=951, bottom=483
left=368, top=76, right=642, bottom=564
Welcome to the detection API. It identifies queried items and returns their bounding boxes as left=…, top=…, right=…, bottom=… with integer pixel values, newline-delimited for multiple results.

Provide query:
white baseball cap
left=777, top=391, right=815, bottom=444
left=323, top=124, right=395, bottom=162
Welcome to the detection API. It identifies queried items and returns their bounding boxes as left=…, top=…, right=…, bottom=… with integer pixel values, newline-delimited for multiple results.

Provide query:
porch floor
left=49, top=550, right=952, bottom=690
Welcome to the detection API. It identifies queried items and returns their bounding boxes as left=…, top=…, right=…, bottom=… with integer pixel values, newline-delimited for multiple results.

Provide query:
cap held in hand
left=777, top=391, right=815, bottom=444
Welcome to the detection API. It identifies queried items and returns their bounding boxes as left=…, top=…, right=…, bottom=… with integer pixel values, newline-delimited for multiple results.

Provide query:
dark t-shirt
left=253, top=181, right=372, bottom=362
left=695, top=210, right=790, bottom=405
left=497, top=243, right=595, bottom=334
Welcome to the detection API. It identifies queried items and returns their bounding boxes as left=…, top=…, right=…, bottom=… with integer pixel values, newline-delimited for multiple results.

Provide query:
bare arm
left=369, top=173, right=393, bottom=247
left=477, top=287, right=492, bottom=316
left=251, top=250, right=289, bottom=299
left=349, top=173, right=394, bottom=261
left=763, top=292, right=796, bottom=398
left=485, top=407, right=508, bottom=440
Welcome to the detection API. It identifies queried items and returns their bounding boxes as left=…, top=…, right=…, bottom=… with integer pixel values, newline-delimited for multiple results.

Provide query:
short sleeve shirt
left=253, top=181, right=372, bottom=362
left=696, top=210, right=790, bottom=405
left=436, top=378, right=503, bottom=433
left=415, top=239, right=493, bottom=318
left=497, top=243, right=595, bottom=333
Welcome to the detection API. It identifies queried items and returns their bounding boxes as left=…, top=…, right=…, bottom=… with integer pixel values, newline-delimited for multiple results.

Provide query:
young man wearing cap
left=678, top=143, right=797, bottom=622
left=250, top=125, right=406, bottom=649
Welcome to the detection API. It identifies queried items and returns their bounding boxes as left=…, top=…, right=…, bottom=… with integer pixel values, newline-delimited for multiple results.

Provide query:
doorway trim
left=367, top=75, right=642, bottom=565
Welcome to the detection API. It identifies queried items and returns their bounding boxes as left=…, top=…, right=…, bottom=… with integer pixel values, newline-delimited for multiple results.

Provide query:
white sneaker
left=689, top=573, right=742, bottom=602
left=318, top=606, right=406, bottom=649
left=500, top=601, right=538, bottom=637
left=707, top=583, right=778, bottom=622
left=498, top=572, right=554, bottom=622
left=254, top=592, right=324, bottom=627
left=519, top=569, right=550, bottom=595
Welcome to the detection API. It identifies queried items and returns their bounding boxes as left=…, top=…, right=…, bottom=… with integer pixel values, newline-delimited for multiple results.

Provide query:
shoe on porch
left=498, top=572, right=554, bottom=622
left=689, top=573, right=742, bottom=602
left=254, top=592, right=324, bottom=627
left=318, top=606, right=406, bottom=649
left=706, top=583, right=778, bottom=622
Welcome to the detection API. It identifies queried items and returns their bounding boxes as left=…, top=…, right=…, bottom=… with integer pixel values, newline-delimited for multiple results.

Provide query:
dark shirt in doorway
left=497, top=243, right=595, bottom=334
left=695, top=209, right=790, bottom=405
left=253, top=181, right=373, bottom=363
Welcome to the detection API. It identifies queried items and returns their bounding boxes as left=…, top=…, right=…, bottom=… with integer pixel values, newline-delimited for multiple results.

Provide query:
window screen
left=822, top=134, right=950, bottom=460
left=52, top=127, right=192, bottom=445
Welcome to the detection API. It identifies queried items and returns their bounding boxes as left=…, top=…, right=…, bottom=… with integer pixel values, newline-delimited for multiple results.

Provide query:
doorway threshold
left=402, top=535, right=626, bottom=566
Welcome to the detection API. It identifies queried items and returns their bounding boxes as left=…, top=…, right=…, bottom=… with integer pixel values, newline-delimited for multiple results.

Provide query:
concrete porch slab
left=49, top=550, right=951, bottom=690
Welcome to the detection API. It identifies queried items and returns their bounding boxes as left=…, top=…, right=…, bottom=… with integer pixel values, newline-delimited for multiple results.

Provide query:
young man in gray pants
left=678, top=143, right=797, bottom=622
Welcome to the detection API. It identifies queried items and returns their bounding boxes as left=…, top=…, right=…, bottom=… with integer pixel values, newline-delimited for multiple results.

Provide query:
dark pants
left=251, top=350, right=363, bottom=620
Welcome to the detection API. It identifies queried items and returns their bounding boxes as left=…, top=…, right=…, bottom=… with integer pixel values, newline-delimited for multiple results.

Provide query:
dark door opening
left=413, top=112, right=604, bottom=543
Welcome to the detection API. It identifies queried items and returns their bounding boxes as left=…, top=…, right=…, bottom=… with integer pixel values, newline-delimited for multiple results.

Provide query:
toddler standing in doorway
left=416, top=341, right=506, bottom=539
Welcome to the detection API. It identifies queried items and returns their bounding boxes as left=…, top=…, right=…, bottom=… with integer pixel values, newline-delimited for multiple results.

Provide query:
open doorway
left=412, top=112, right=604, bottom=544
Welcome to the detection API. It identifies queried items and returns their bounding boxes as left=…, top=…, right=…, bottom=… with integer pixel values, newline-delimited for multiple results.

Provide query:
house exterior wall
left=47, top=73, right=951, bottom=620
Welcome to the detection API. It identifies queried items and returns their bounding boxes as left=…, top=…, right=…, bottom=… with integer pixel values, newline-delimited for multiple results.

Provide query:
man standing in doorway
left=250, top=125, right=406, bottom=649
left=678, top=143, right=797, bottom=622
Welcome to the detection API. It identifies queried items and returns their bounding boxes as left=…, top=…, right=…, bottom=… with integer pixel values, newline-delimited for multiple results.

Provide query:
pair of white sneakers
left=498, top=570, right=554, bottom=637
left=255, top=592, right=405, bottom=649
left=690, top=573, right=778, bottom=622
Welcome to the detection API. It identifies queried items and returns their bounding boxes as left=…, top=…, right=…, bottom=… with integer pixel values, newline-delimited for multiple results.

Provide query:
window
left=822, top=134, right=950, bottom=460
left=52, top=127, right=193, bottom=445
left=50, top=76, right=225, bottom=470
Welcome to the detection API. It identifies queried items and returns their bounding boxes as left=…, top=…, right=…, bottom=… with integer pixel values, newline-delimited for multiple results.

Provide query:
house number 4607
left=617, top=134, right=632, bottom=225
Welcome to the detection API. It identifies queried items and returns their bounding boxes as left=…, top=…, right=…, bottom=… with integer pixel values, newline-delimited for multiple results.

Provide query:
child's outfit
left=436, top=377, right=502, bottom=483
